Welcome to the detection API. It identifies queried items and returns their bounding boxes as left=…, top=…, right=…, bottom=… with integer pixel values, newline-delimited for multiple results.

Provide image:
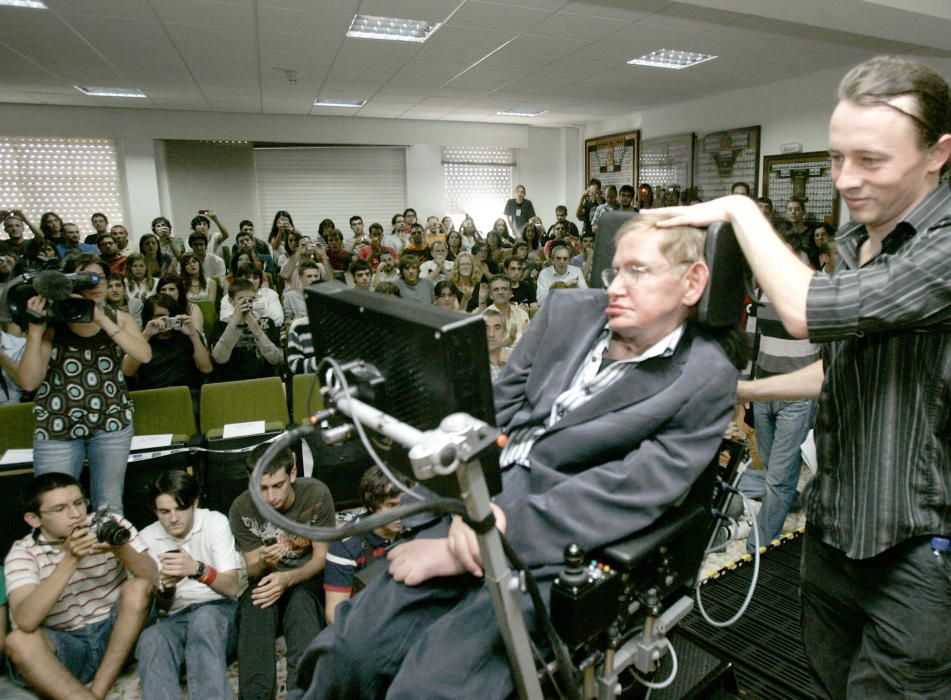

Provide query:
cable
left=499, top=534, right=580, bottom=700
left=629, top=638, right=678, bottom=690
left=316, top=356, right=422, bottom=501
left=248, top=426, right=465, bottom=543
left=695, top=491, right=761, bottom=627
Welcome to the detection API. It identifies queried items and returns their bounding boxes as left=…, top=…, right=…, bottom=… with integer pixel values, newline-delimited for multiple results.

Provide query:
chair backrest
left=0, top=402, right=35, bottom=453
left=193, top=299, right=217, bottom=336
left=291, top=373, right=323, bottom=426
left=130, top=386, right=197, bottom=439
left=200, top=377, right=289, bottom=434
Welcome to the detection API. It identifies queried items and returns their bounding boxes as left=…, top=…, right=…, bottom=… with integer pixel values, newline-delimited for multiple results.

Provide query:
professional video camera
left=0, top=269, right=100, bottom=327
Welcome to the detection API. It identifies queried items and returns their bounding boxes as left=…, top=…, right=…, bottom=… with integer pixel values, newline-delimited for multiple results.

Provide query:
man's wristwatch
left=190, top=561, right=206, bottom=580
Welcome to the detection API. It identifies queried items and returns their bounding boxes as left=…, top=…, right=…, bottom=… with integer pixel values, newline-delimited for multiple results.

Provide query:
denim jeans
left=33, top=422, right=132, bottom=514
left=136, top=599, right=238, bottom=700
left=739, top=399, right=815, bottom=552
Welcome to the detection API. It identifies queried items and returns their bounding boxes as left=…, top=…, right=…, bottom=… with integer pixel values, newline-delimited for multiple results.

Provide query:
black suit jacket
left=494, top=289, right=738, bottom=567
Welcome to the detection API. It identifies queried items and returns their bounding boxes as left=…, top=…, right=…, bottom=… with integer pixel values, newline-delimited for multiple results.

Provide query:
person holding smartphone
left=209, top=279, right=283, bottom=382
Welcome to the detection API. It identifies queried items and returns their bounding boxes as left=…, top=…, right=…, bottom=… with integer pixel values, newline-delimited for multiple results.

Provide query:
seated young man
left=283, top=260, right=321, bottom=324
left=210, top=279, right=283, bottom=382
left=135, top=471, right=243, bottom=699
left=324, top=467, right=409, bottom=625
left=3, top=473, right=156, bottom=700
left=229, top=445, right=335, bottom=700
left=292, top=212, right=739, bottom=699
left=394, top=253, right=435, bottom=304
left=220, top=261, right=284, bottom=327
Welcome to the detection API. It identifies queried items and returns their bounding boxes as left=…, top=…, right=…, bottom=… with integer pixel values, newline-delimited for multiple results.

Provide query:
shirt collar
left=592, top=322, right=685, bottom=366
left=837, top=179, right=951, bottom=267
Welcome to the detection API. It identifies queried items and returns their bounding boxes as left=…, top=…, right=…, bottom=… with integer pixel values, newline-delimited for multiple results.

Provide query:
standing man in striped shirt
left=3, top=473, right=156, bottom=700
left=661, top=56, right=950, bottom=699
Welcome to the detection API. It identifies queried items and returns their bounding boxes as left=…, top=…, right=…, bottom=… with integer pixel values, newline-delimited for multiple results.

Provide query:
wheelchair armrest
left=598, top=503, right=709, bottom=573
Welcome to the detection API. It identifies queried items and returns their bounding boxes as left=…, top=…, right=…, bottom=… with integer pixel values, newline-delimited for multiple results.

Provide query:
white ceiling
left=0, top=0, right=947, bottom=127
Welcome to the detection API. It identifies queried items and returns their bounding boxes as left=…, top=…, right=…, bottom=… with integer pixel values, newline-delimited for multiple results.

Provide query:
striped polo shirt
left=4, top=515, right=147, bottom=631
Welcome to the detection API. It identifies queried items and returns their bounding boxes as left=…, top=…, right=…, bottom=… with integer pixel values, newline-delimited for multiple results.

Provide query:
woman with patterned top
left=16, top=254, right=151, bottom=514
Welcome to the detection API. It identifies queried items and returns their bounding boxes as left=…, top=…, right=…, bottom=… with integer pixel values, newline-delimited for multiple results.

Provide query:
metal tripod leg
left=457, top=458, right=544, bottom=700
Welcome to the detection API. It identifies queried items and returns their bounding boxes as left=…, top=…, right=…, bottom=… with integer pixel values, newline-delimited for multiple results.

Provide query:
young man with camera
left=3, top=473, right=156, bottom=700
left=210, top=278, right=283, bottom=382
left=135, top=471, right=243, bottom=699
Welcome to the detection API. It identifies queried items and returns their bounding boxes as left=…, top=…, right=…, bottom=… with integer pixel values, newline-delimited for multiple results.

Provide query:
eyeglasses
left=41, top=498, right=89, bottom=515
left=601, top=262, right=689, bottom=288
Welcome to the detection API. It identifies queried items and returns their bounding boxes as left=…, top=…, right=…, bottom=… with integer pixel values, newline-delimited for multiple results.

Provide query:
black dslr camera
left=88, top=507, right=131, bottom=547
left=0, top=270, right=99, bottom=328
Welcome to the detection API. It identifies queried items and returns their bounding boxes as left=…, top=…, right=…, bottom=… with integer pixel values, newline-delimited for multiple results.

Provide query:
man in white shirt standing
left=136, top=471, right=243, bottom=700
left=536, top=243, right=588, bottom=305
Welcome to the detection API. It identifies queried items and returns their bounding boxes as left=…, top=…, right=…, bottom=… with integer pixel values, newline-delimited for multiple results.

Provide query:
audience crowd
left=0, top=179, right=833, bottom=699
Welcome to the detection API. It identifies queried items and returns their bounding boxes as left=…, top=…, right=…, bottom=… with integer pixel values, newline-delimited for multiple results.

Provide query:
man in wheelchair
left=294, top=212, right=740, bottom=699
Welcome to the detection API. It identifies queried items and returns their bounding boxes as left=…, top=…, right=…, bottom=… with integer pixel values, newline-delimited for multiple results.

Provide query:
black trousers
left=237, top=575, right=324, bottom=700
left=292, top=519, right=549, bottom=700
left=800, top=530, right=951, bottom=699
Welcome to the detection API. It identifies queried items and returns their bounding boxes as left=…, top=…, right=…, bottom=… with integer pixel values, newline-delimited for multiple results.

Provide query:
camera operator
left=122, top=293, right=212, bottom=412
left=3, top=473, right=156, bottom=700
left=16, top=253, right=151, bottom=515
left=659, top=56, right=950, bottom=699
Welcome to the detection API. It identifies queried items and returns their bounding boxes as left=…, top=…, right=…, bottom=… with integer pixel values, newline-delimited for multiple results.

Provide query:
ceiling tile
left=46, top=0, right=155, bottom=20
left=507, top=33, right=591, bottom=57
left=356, top=0, right=462, bottom=23
left=257, top=8, right=353, bottom=37
left=448, top=1, right=551, bottom=32
left=529, top=12, right=630, bottom=41
left=150, top=0, right=255, bottom=28
left=428, top=25, right=518, bottom=50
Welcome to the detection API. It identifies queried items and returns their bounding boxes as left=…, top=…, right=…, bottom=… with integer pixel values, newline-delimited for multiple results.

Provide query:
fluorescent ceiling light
left=497, top=109, right=547, bottom=117
left=347, top=14, right=440, bottom=43
left=0, top=1, right=47, bottom=8
left=75, top=86, right=146, bottom=98
left=314, top=98, right=365, bottom=108
left=627, top=49, right=717, bottom=70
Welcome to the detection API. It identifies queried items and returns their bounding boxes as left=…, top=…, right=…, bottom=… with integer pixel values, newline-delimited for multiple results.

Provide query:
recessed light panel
left=314, top=98, right=366, bottom=108
left=627, top=49, right=717, bottom=70
left=497, top=109, right=547, bottom=117
left=347, top=14, right=440, bottom=43
left=75, top=86, right=147, bottom=98
left=0, top=1, right=47, bottom=8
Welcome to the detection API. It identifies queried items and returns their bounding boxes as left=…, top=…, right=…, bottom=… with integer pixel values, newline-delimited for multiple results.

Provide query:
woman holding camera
left=17, top=254, right=151, bottom=514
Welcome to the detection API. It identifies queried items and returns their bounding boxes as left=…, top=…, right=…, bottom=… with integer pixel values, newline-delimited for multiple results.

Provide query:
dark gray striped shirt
left=803, top=181, right=950, bottom=559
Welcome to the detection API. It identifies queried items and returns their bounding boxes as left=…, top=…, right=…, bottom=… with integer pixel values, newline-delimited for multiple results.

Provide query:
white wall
left=0, top=103, right=579, bottom=241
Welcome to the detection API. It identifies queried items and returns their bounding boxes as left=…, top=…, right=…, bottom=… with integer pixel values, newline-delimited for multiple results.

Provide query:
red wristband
left=199, top=565, right=217, bottom=586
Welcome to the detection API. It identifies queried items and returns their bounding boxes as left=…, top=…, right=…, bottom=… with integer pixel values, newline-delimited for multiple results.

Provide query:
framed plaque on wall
left=638, top=132, right=695, bottom=208
left=693, top=125, right=760, bottom=201
left=762, top=150, right=841, bottom=226
left=585, top=130, right=639, bottom=192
